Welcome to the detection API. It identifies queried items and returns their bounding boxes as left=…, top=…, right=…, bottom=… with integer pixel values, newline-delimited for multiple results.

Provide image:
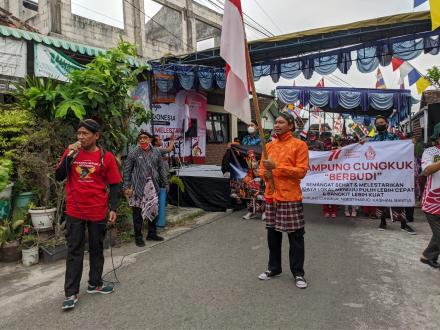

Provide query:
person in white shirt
left=420, top=131, right=440, bottom=269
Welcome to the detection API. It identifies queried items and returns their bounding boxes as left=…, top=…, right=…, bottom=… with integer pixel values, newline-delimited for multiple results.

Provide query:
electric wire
left=254, top=0, right=284, bottom=35
left=206, top=0, right=274, bottom=38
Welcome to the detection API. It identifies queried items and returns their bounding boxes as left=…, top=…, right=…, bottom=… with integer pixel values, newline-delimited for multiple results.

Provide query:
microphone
left=68, top=142, right=81, bottom=157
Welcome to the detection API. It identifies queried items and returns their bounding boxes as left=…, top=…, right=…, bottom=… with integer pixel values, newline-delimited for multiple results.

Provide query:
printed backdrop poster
left=133, top=87, right=207, bottom=163
left=302, top=140, right=415, bottom=207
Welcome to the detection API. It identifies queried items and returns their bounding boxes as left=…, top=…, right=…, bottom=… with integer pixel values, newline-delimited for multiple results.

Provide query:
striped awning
left=0, top=25, right=151, bottom=69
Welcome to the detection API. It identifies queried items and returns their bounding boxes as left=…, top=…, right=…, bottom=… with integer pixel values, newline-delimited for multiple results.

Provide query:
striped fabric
left=421, top=146, right=440, bottom=215
left=123, top=146, right=168, bottom=199
left=376, top=207, right=406, bottom=222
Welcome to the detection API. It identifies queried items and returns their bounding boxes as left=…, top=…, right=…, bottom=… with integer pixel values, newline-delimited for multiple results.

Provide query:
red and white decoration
left=220, top=0, right=252, bottom=124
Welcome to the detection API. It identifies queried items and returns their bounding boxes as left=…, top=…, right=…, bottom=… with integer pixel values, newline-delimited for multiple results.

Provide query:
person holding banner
left=370, top=116, right=416, bottom=234
left=420, top=131, right=440, bottom=269
left=257, top=113, right=309, bottom=289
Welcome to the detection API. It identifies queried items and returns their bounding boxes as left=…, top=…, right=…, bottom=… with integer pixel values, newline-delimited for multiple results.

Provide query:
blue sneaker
left=62, top=295, right=78, bottom=310
left=86, top=284, right=114, bottom=294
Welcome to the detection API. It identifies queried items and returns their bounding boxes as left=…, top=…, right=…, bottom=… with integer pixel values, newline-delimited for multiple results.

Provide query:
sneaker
left=261, top=212, right=266, bottom=221
left=62, top=295, right=78, bottom=310
left=135, top=238, right=145, bottom=247
left=294, top=276, right=308, bottom=289
left=351, top=211, right=357, bottom=217
left=401, top=225, right=416, bottom=235
left=87, top=284, right=114, bottom=294
left=378, top=220, right=387, bottom=231
left=331, top=213, right=337, bottom=218
left=258, top=270, right=281, bottom=280
left=344, top=211, right=351, bottom=217
left=146, top=235, right=164, bottom=241
left=420, top=258, right=440, bottom=268
left=243, top=212, right=257, bottom=220
left=324, top=213, right=330, bottom=218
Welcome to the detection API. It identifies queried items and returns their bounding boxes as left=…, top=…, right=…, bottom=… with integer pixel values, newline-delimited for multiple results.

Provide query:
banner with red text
left=302, top=141, right=415, bottom=207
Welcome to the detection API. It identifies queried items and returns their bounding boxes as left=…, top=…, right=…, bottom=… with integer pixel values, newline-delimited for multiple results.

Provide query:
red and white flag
left=220, top=0, right=251, bottom=124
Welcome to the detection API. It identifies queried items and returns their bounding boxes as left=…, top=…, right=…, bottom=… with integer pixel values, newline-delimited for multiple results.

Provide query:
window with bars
left=206, top=112, right=229, bottom=143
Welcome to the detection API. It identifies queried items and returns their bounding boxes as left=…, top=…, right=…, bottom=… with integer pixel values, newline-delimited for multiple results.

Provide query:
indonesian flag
left=220, top=0, right=252, bottom=124
left=300, top=112, right=321, bottom=138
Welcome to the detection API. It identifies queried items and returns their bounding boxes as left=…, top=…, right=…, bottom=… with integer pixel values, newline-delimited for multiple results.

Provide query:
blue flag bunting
left=414, top=0, right=428, bottom=7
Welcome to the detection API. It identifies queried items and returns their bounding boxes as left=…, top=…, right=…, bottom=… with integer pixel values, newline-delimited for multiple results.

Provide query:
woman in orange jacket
left=257, top=112, right=310, bottom=289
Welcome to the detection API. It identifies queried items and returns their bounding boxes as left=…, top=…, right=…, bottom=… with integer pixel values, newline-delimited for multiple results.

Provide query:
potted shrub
left=0, top=218, right=24, bottom=262
left=20, top=227, right=39, bottom=266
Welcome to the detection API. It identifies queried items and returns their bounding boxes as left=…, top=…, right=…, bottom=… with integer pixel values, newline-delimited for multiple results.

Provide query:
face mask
left=247, top=126, right=256, bottom=134
left=139, top=142, right=150, bottom=150
left=376, top=124, right=387, bottom=132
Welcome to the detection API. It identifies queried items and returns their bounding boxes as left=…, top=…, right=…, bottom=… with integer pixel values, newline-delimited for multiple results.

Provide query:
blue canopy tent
left=276, top=86, right=416, bottom=127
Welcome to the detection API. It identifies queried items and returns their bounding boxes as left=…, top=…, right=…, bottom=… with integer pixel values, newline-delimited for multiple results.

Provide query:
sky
left=35, top=0, right=437, bottom=106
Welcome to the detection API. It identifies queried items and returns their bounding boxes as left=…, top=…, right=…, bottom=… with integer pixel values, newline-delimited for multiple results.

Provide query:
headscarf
left=78, top=119, right=101, bottom=133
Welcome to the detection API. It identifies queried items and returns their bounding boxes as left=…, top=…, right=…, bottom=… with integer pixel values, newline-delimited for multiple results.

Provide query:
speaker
left=185, top=119, right=198, bottom=138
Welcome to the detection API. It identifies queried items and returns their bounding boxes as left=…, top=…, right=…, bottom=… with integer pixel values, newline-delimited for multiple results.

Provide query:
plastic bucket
left=22, top=247, right=39, bottom=266
left=14, top=192, right=35, bottom=209
left=156, top=188, right=167, bottom=228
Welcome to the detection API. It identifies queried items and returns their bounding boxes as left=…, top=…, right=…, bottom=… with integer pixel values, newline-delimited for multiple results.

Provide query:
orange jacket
left=258, top=133, right=309, bottom=202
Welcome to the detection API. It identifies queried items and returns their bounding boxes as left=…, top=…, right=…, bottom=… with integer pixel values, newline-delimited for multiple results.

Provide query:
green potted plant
left=0, top=218, right=24, bottom=262
left=20, top=226, right=39, bottom=266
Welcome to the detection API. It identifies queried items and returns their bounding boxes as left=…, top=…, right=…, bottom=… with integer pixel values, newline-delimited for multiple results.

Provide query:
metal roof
left=177, top=11, right=432, bottom=67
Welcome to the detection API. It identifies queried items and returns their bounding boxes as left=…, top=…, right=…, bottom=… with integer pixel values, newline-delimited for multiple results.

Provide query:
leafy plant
left=54, top=40, right=152, bottom=160
left=0, top=107, right=34, bottom=159
left=21, top=231, right=38, bottom=249
left=0, top=219, right=24, bottom=245
left=0, top=158, right=13, bottom=192
left=426, top=66, right=440, bottom=89
left=169, top=175, right=185, bottom=193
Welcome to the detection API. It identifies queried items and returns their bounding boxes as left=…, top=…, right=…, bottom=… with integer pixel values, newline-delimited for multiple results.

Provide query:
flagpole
left=243, top=37, right=275, bottom=192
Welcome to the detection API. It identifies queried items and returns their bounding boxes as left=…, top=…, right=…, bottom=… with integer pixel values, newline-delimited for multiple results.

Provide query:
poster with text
left=302, top=140, right=415, bottom=207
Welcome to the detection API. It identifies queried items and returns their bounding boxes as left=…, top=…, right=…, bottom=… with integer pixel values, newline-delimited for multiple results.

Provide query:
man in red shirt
left=55, top=119, right=122, bottom=311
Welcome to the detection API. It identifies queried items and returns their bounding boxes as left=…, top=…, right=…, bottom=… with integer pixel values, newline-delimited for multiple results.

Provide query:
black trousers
left=64, top=216, right=107, bottom=297
left=423, top=213, right=440, bottom=261
left=405, top=207, right=415, bottom=222
left=132, top=207, right=157, bottom=239
left=267, top=227, right=305, bottom=277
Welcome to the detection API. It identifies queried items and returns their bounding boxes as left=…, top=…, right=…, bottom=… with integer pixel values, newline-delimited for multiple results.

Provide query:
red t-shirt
left=57, top=148, right=121, bottom=221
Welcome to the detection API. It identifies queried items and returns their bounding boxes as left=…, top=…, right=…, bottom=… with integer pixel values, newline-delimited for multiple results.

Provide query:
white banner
left=34, top=44, right=83, bottom=81
left=0, top=36, right=26, bottom=78
left=302, top=140, right=415, bottom=207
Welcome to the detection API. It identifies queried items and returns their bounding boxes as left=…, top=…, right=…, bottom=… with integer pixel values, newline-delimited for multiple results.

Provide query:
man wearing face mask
left=242, top=120, right=262, bottom=146
left=370, top=115, right=416, bottom=234
left=123, top=131, right=168, bottom=247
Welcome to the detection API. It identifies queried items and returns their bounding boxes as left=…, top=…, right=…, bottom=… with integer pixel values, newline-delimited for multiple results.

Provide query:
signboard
left=132, top=86, right=207, bottom=163
left=34, top=44, right=84, bottom=82
left=0, top=36, right=26, bottom=78
left=302, top=140, right=415, bottom=207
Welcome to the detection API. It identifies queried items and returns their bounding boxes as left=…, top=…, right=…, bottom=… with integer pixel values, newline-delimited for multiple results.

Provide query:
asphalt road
left=2, top=205, right=440, bottom=330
